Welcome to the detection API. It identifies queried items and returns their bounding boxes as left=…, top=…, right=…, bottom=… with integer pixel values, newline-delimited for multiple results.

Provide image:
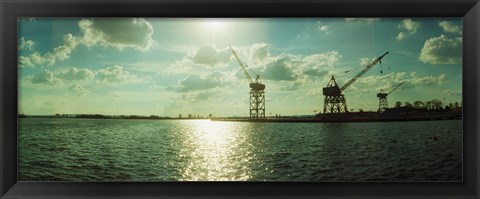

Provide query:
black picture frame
left=1, top=0, right=479, bottom=198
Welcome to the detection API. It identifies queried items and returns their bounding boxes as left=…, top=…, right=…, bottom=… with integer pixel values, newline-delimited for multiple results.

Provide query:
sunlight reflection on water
left=18, top=118, right=462, bottom=181
left=180, top=120, right=252, bottom=181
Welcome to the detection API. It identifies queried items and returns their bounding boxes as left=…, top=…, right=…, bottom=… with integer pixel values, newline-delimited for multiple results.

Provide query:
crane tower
left=229, top=45, right=266, bottom=118
left=377, top=80, right=405, bottom=112
left=322, top=51, right=389, bottom=113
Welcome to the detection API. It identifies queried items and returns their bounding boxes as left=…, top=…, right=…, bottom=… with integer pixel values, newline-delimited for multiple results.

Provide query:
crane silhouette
left=322, top=51, right=389, bottom=113
left=229, top=45, right=266, bottom=118
left=377, top=80, right=405, bottom=112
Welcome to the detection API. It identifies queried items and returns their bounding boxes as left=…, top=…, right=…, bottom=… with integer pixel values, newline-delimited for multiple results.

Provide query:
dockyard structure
left=322, top=52, right=389, bottom=114
left=230, top=45, right=266, bottom=118
left=377, top=80, right=405, bottom=112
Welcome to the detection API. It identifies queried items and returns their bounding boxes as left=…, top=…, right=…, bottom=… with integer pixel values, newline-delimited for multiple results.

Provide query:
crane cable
left=246, top=65, right=261, bottom=83
left=335, top=65, right=364, bottom=78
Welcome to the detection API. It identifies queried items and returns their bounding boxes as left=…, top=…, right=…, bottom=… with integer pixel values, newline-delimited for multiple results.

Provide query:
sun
left=205, top=21, right=223, bottom=30
left=202, top=19, right=227, bottom=32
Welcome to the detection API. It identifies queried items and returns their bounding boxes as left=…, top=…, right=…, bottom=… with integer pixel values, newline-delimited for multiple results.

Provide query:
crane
left=322, top=51, right=389, bottom=113
left=229, top=45, right=266, bottom=118
left=377, top=80, right=405, bottom=112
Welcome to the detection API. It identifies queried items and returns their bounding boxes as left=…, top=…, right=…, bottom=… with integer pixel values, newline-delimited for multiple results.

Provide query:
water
left=18, top=118, right=462, bottom=181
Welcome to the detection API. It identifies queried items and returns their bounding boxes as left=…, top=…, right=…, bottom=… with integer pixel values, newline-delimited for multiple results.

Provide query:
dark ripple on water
left=18, top=118, right=462, bottom=181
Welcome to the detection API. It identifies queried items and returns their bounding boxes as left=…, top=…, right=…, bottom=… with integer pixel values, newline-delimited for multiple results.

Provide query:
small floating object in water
left=432, top=135, right=438, bottom=141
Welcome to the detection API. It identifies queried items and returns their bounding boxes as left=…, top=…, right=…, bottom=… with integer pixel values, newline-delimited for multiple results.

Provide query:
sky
left=18, top=18, right=462, bottom=117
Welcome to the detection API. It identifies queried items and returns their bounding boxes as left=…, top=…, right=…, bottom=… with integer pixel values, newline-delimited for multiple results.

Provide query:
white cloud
left=408, top=74, right=448, bottom=86
left=58, top=67, right=95, bottom=81
left=49, top=33, right=79, bottom=62
left=166, top=43, right=340, bottom=92
left=439, top=21, right=461, bottom=34
left=419, top=35, right=462, bottom=64
left=316, top=25, right=330, bottom=34
left=28, top=69, right=63, bottom=85
left=18, top=37, right=36, bottom=51
left=167, top=72, right=227, bottom=92
left=163, top=58, right=193, bottom=75
left=18, top=56, right=34, bottom=68
left=260, top=54, right=300, bottom=81
left=249, top=43, right=271, bottom=64
left=355, top=72, right=448, bottom=92
left=19, top=18, right=155, bottom=68
left=68, top=83, right=91, bottom=96
left=241, top=43, right=341, bottom=83
left=396, top=18, right=420, bottom=41
left=18, top=34, right=80, bottom=67
left=96, top=65, right=136, bottom=84
left=318, top=25, right=329, bottom=32
left=180, top=90, right=219, bottom=102
left=300, top=51, right=342, bottom=78
left=280, top=81, right=303, bottom=91
left=359, top=57, right=375, bottom=66
left=149, top=84, right=164, bottom=90
left=344, top=18, right=381, bottom=23
left=443, top=89, right=462, bottom=97
left=79, top=18, right=154, bottom=51
left=192, top=44, right=231, bottom=67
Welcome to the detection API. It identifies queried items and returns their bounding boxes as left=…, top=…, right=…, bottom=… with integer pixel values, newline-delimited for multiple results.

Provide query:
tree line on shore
left=387, top=99, right=462, bottom=113
left=18, top=113, right=215, bottom=119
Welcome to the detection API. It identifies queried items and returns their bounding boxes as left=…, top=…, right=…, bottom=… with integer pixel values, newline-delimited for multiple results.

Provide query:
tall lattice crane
left=377, top=80, right=405, bottom=112
left=322, top=51, right=389, bottom=113
left=229, top=45, right=265, bottom=118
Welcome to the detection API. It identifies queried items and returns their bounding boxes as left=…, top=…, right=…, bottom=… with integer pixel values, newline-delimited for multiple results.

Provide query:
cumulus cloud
left=19, top=34, right=80, bottom=67
left=79, top=18, right=154, bottom=51
left=49, top=34, right=79, bottom=61
left=280, top=81, right=303, bottom=91
left=396, top=18, right=420, bottom=41
left=344, top=18, right=381, bottom=23
left=18, top=56, right=35, bottom=68
left=19, top=18, right=155, bottom=68
left=419, top=35, right=462, bottom=64
left=163, top=59, right=193, bottom=75
left=68, top=83, right=91, bottom=96
left=300, top=51, right=341, bottom=78
left=260, top=54, right=300, bottom=81
left=317, top=25, right=330, bottom=34
left=58, top=67, right=95, bottom=81
left=18, top=37, right=36, bottom=51
left=439, top=21, right=461, bottom=34
left=28, top=69, right=63, bottom=85
left=317, top=25, right=329, bottom=32
left=167, top=72, right=226, bottom=92
left=96, top=65, right=136, bottom=84
left=149, top=84, right=164, bottom=90
left=249, top=43, right=271, bottom=64
left=355, top=72, right=448, bottom=92
left=180, top=90, right=218, bottom=102
left=243, top=43, right=341, bottom=83
left=443, top=89, right=462, bottom=97
left=192, top=44, right=231, bottom=67
left=408, top=73, right=447, bottom=86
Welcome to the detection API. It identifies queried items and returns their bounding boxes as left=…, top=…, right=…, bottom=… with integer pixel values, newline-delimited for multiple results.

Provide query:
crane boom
left=387, top=81, right=405, bottom=95
left=229, top=45, right=253, bottom=83
left=340, top=51, right=389, bottom=91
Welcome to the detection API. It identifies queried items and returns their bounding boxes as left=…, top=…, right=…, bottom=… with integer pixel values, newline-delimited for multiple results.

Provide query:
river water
left=18, top=118, right=462, bottom=181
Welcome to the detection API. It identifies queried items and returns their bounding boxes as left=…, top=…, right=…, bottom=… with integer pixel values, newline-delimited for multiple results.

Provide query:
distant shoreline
left=18, top=111, right=462, bottom=123
left=17, top=114, right=210, bottom=120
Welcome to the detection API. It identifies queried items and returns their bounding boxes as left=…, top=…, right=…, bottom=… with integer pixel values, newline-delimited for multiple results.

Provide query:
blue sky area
left=18, top=18, right=462, bottom=117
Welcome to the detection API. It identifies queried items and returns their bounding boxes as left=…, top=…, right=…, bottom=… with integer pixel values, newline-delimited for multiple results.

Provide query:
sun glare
left=203, top=20, right=225, bottom=31
left=180, top=120, right=252, bottom=181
